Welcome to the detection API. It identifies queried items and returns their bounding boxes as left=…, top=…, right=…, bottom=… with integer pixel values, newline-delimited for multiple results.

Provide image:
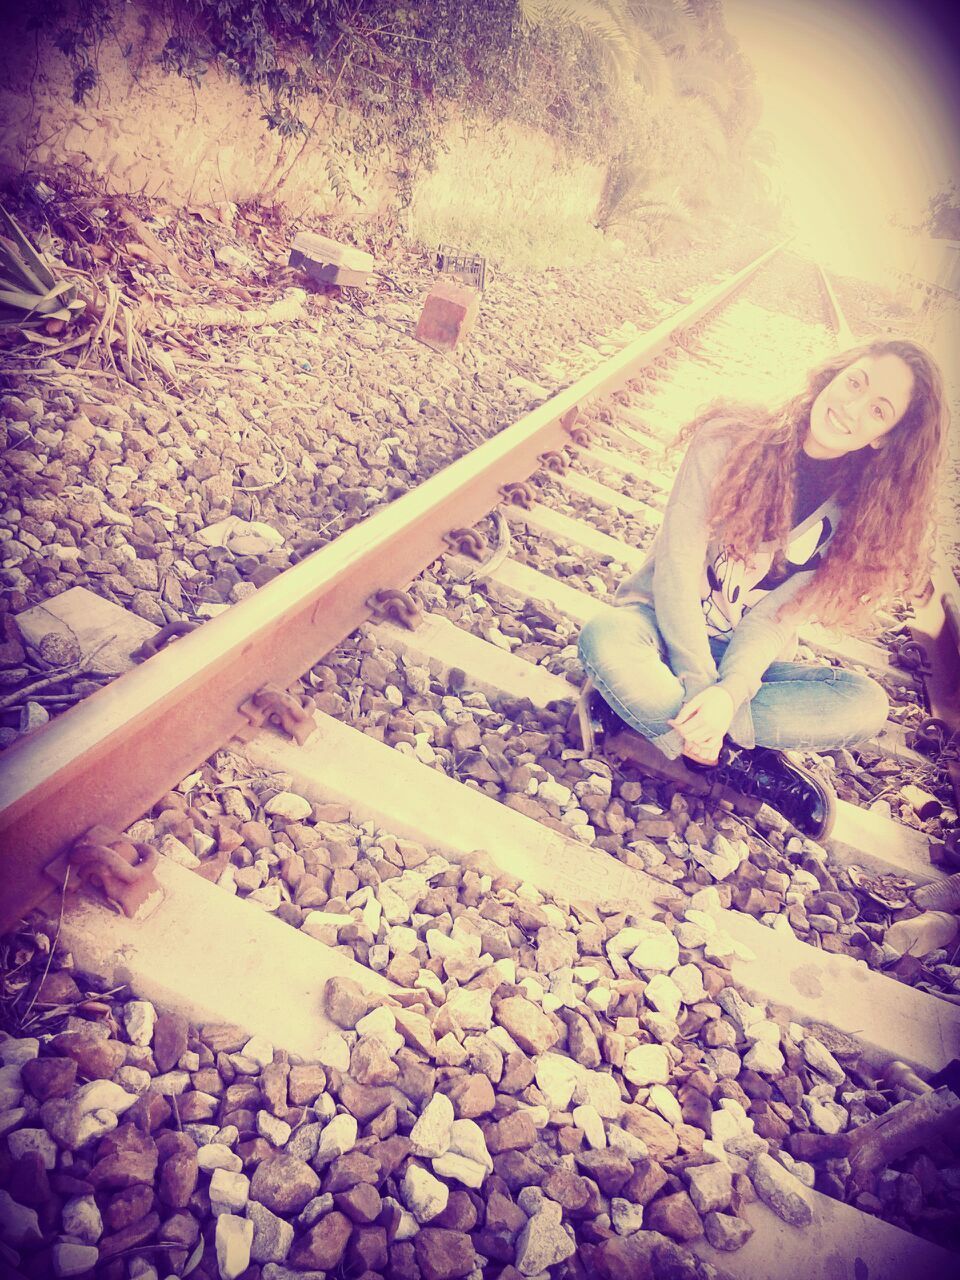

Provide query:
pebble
left=247, top=1200, right=295, bottom=1264
left=515, top=1197, right=576, bottom=1275
left=264, top=792, right=313, bottom=820
left=750, top=1152, right=814, bottom=1226
left=210, top=1168, right=251, bottom=1215
left=61, top=1195, right=102, bottom=1244
left=402, top=1162, right=449, bottom=1222
left=623, top=1044, right=671, bottom=1086
left=216, top=1213, right=255, bottom=1279
left=52, top=1242, right=100, bottom=1277
left=410, top=1091, right=455, bottom=1158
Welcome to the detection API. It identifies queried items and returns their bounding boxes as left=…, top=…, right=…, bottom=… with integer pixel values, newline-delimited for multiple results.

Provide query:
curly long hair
left=674, top=338, right=947, bottom=627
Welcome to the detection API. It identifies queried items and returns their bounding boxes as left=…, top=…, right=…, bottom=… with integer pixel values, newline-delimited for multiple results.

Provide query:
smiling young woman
left=576, top=338, right=947, bottom=839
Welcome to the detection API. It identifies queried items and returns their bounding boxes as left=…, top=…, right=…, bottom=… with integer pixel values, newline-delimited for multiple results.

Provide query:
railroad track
left=1, top=244, right=959, bottom=1279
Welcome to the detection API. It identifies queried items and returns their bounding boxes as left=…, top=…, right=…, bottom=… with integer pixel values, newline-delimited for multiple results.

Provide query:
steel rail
left=0, top=242, right=786, bottom=928
left=821, top=264, right=960, bottom=813
left=817, top=263, right=856, bottom=347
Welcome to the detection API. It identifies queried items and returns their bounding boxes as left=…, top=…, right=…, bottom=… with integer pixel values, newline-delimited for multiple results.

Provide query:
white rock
left=410, top=1092, right=454, bottom=1158
left=448, top=1118, right=492, bottom=1172
left=386, top=925, right=420, bottom=954
left=198, top=1143, right=244, bottom=1173
left=573, top=1068, right=624, bottom=1120
left=61, top=1194, right=102, bottom=1244
left=241, top=1035, right=274, bottom=1068
left=535, top=1054, right=582, bottom=1110
left=115, top=1066, right=152, bottom=1095
left=263, top=791, right=312, bottom=821
left=516, top=1198, right=576, bottom=1275
left=670, top=963, right=706, bottom=1004
left=313, top=1034, right=350, bottom=1073
left=573, top=1104, right=606, bottom=1149
left=648, top=1084, right=683, bottom=1127
left=623, top=1044, right=670, bottom=1086
left=644, top=974, right=682, bottom=1020
left=606, top=1124, right=650, bottom=1161
left=585, top=985, right=613, bottom=1014
left=257, top=1111, right=291, bottom=1146
left=744, top=1019, right=781, bottom=1047
left=0, top=1036, right=39, bottom=1066
left=355, top=1008, right=403, bottom=1056
left=401, top=1162, right=448, bottom=1222
left=123, top=1000, right=157, bottom=1046
left=246, top=1199, right=294, bottom=1264
left=382, top=1194, right=419, bottom=1241
left=52, top=1242, right=100, bottom=1277
left=743, top=1041, right=785, bottom=1076
left=807, top=1098, right=847, bottom=1135
left=628, top=931, right=680, bottom=973
left=315, top=1113, right=358, bottom=1163
left=7, top=1127, right=57, bottom=1169
left=248, top=882, right=283, bottom=911
left=611, top=1197, right=645, bottom=1235
left=73, top=1080, right=138, bottom=1115
left=210, top=1168, right=251, bottom=1216
left=801, top=1036, right=846, bottom=1085
left=216, top=1212, right=254, bottom=1279
left=440, top=988, right=493, bottom=1033
left=689, top=887, right=722, bottom=913
left=153, top=1070, right=192, bottom=1095
left=432, top=1151, right=488, bottom=1188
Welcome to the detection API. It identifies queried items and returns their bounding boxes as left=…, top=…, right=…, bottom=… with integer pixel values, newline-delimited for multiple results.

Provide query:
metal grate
left=436, top=244, right=486, bottom=291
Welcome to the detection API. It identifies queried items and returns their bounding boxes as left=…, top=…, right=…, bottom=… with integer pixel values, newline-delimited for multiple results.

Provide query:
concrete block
left=16, top=587, right=158, bottom=675
left=415, top=280, right=480, bottom=351
left=289, top=232, right=373, bottom=287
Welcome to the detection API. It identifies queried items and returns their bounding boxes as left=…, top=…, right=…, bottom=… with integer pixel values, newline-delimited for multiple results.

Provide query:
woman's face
left=804, top=353, right=915, bottom=460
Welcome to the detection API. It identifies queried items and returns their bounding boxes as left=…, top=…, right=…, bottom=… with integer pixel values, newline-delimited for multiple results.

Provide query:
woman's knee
left=578, top=608, right=650, bottom=671
left=851, top=673, right=889, bottom=736
left=811, top=670, right=890, bottom=745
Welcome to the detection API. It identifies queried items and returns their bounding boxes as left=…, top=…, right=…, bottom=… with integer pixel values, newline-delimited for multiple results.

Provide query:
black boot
left=572, top=684, right=630, bottom=754
left=712, top=745, right=836, bottom=841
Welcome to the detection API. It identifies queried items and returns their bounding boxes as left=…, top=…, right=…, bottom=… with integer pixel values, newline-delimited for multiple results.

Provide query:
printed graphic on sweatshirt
left=702, top=515, right=834, bottom=636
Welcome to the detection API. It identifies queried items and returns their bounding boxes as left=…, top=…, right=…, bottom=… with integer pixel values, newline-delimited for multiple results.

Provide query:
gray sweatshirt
left=613, top=425, right=842, bottom=750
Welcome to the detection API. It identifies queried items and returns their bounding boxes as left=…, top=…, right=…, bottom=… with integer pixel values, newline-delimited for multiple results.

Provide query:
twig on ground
left=0, top=634, right=117, bottom=711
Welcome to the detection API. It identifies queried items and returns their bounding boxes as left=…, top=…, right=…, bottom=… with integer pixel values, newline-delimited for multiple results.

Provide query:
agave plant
left=0, top=205, right=86, bottom=334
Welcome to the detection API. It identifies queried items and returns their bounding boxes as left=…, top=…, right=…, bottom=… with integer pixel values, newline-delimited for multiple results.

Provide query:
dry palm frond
left=0, top=205, right=86, bottom=333
left=0, top=205, right=173, bottom=387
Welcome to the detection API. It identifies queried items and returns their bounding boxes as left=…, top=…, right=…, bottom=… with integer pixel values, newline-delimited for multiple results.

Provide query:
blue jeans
left=577, top=603, right=889, bottom=759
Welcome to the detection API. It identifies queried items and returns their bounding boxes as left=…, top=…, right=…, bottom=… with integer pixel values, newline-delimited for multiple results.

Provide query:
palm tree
left=517, top=0, right=674, bottom=99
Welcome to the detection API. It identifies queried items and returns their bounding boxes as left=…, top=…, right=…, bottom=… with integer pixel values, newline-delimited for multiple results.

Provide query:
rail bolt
left=68, top=826, right=162, bottom=918
left=538, top=450, right=568, bottom=475
left=892, top=639, right=929, bottom=672
left=499, top=482, right=535, bottom=510
left=443, top=527, right=488, bottom=560
left=238, top=684, right=317, bottom=746
left=366, top=588, right=423, bottom=631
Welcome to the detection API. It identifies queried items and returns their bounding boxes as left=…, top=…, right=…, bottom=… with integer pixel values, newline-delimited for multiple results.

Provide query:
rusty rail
left=817, top=264, right=856, bottom=349
left=909, top=563, right=960, bottom=821
left=821, top=265, right=960, bottom=819
left=0, top=243, right=785, bottom=928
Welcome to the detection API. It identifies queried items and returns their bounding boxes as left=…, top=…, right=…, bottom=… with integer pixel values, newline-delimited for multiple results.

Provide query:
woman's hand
left=669, top=685, right=735, bottom=763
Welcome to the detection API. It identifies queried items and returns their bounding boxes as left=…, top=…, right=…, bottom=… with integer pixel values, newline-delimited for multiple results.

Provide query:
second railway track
left=2, top=244, right=959, bottom=1279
